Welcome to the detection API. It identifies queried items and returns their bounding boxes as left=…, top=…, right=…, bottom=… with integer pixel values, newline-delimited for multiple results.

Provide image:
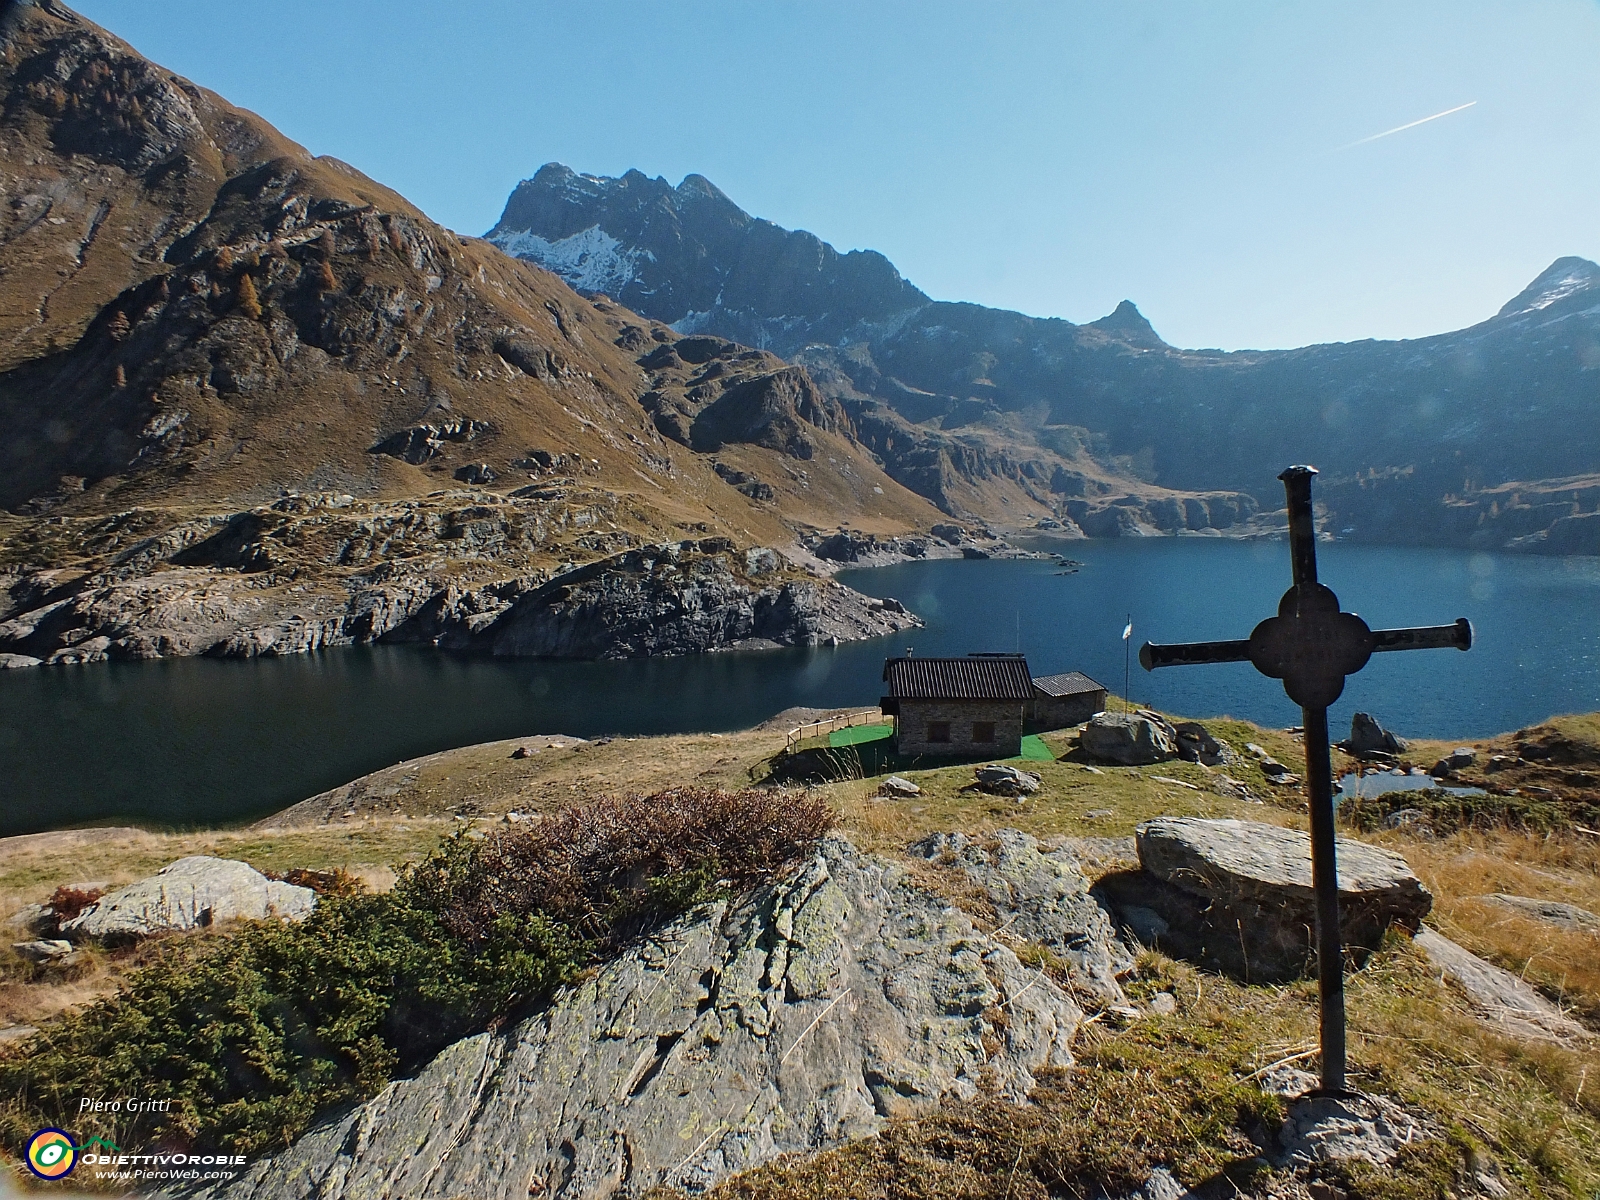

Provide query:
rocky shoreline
left=0, top=491, right=927, bottom=669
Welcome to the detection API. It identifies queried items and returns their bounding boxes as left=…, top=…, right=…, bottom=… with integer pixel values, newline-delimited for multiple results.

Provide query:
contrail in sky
left=1335, top=101, right=1477, bottom=151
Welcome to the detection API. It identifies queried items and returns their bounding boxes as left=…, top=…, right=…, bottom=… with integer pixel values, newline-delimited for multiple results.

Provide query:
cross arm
left=1139, top=638, right=1251, bottom=671
left=1370, top=617, right=1472, bottom=654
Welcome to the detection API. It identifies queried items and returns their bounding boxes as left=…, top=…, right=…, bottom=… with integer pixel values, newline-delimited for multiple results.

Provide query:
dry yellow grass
left=1367, top=827, right=1600, bottom=1026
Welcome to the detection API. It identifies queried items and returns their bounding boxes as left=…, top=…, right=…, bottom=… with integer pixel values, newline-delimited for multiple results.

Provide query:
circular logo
left=25, top=1128, right=78, bottom=1180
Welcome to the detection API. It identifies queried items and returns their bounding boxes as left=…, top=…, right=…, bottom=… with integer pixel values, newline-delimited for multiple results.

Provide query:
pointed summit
left=676, top=173, right=734, bottom=204
left=1086, top=300, right=1166, bottom=348
left=1497, top=256, right=1600, bottom=319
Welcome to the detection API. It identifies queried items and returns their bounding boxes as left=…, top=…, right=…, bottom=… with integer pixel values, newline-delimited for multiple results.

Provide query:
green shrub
left=0, top=789, right=833, bottom=1158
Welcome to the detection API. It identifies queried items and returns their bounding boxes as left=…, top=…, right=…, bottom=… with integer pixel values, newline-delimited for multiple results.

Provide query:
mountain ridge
left=491, top=164, right=1600, bottom=551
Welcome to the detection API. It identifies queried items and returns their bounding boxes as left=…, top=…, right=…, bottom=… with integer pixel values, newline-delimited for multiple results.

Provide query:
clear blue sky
left=74, top=1, right=1600, bottom=351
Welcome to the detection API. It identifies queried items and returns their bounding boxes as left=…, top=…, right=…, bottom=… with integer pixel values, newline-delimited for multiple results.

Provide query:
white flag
left=1122, top=622, right=1132, bottom=640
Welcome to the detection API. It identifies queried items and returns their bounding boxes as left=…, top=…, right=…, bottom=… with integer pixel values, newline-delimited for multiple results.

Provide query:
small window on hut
left=927, top=721, right=951, bottom=743
left=972, top=721, right=996, bottom=743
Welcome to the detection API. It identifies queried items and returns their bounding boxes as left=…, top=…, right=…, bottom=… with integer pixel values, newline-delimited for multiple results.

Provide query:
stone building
left=880, top=653, right=1033, bottom=758
left=1027, top=671, right=1108, bottom=732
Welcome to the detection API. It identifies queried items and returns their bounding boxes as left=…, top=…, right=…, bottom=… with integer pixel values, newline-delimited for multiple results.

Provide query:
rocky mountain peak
left=1085, top=298, right=1166, bottom=348
left=675, top=171, right=735, bottom=205
left=488, top=164, right=929, bottom=351
left=1496, top=255, right=1600, bottom=319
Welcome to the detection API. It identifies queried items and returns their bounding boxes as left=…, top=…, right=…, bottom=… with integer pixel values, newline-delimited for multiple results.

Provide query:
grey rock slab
left=1131, top=1167, right=1199, bottom=1200
left=63, top=856, right=315, bottom=940
left=1136, top=818, right=1431, bottom=922
left=1478, top=893, right=1600, bottom=931
left=1270, top=1092, right=1427, bottom=1168
left=1414, top=926, right=1592, bottom=1044
left=1081, top=713, right=1177, bottom=765
left=912, top=829, right=1133, bottom=1002
left=878, top=775, right=920, bottom=797
left=174, top=836, right=1084, bottom=1200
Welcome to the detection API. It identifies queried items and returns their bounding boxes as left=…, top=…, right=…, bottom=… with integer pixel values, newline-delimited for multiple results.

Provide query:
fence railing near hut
left=784, top=710, right=887, bottom=754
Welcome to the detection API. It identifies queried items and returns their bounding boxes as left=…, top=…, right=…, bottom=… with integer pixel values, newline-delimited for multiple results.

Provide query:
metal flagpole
left=1122, top=615, right=1132, bottom=714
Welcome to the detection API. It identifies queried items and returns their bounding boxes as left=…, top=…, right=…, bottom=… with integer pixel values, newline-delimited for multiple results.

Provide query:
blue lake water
left=1, top=538, right=1597, bottom=834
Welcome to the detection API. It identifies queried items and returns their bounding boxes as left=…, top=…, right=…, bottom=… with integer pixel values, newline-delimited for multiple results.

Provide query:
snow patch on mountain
left=1497, top=256, right=1600, bottom=319
left=489, top=224, right=653, bottom=295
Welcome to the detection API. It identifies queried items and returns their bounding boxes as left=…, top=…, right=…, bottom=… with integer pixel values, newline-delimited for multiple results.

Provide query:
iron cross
left=1139, top=465, right=1471, bottom=1094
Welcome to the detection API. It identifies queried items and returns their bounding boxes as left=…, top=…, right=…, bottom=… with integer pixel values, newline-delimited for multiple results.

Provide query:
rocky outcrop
left=63, top=856, right=315, bottom=941
left=1477, top=893, right=1599, bottom=932
left=371, top=419, right=491, bottom=465
left=636, top=336, right=850, bottom=462
left=1414, top=926, right=1592, bottom=1045
left=1339, top=712, right=1407, bottom=756
left=1080, top=712, right=1178, bottom=766
left=1099, top=818, right=1432, bottom=983
left=493, top=167, right=1600, bottom=546
left=421, top=539, right=922, bottom=659
left=0, top=492, right=918, bottom=664
left=910, top=830, right=1134, bottom=1002
left=173, top=834, right=1113, bottom=1200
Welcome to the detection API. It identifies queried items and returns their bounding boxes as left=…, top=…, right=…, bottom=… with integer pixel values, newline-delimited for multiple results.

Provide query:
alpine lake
left=3, top=537, right=1597, bottom=835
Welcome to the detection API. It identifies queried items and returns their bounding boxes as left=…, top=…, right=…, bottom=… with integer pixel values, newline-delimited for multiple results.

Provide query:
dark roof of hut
left=881, top=654, right=1034, bottom=701
left=1031, top=671, right=1108, bottom=698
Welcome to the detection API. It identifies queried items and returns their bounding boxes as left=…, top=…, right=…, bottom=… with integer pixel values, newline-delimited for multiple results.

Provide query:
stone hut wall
left=894, top=700, right=1024, bottom=758
left=1026, top=690, right=1107, bottom=733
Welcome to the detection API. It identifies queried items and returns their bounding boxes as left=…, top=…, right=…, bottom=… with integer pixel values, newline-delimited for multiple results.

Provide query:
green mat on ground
left=828, top=724, right=895, bottom=747
left=824, top=725, right=1053, bottom=760
left=1018, top=735, right=1054, bottom=761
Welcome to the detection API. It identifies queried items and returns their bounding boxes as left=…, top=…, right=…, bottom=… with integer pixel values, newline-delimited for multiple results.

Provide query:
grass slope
left=0, top=711, right=1595, bottom=1195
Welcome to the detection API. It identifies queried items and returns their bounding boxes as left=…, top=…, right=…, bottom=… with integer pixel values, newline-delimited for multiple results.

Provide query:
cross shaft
left=1138, top=465, right=1471, bottom=1094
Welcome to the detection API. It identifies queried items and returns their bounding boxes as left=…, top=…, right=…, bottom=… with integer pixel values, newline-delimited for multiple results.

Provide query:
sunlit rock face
left=176, top=832, right=1129, bottom=1200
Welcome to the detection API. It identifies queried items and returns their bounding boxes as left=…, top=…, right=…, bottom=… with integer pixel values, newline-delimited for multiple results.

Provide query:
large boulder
left=62, top=857, right=316, bottom=942
left=1080, top=712, right=1177, bottom=765
left=171, top=835, right=1102, bottom=1200
left=1340, top=712, right=1407, bottom=756
left=1172, top=720, right=1229, bottom=766
left=1100, top=818, right=1431, bottom=983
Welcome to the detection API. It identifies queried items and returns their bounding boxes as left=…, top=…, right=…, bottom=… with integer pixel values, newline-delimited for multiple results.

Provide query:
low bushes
left=0, top=788, right=832, bottom=1158
left=1340, top=787, right=1600, bottom=836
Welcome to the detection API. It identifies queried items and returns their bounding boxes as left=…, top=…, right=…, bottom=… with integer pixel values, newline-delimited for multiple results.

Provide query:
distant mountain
left=491, top=166, right=1600, bottom=550
left=489, top=165, right=928, bottom=353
